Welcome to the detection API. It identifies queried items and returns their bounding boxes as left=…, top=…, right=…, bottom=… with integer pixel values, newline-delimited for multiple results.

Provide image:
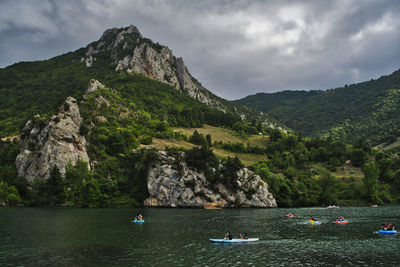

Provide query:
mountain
left=0, top=25, right=281, bottom=207
left=1, top=25, right=399, bottom=208
left=235, top=69, right=400, bottom=146
left=0, top=25, right=280, bottom=139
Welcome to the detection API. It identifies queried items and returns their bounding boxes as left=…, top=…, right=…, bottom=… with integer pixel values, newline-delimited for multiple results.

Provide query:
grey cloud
left=0, top=0, right=399, bottom=100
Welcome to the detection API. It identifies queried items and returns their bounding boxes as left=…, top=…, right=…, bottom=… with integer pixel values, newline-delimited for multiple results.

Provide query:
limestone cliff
left=15, top=97, right=89, bottom=182
left=144, top=151, right=277, bottom=208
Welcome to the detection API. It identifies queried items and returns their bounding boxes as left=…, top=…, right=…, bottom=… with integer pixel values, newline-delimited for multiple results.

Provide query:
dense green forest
left=235, top=69, right=400, bottom=146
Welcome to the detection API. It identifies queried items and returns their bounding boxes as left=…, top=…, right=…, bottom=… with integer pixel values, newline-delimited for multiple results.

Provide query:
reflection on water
left=0, top=206, right=399, bottom=266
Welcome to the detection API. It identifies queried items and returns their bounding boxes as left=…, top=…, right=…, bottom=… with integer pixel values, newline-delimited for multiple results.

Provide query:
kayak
left=209, top=238, right=259, bottom=243
left=378, top=229, right=397, bottom=235
left=335, top=220, right=348, bottom=224
left=306, top=220, right=320, bottom=225
left=132, top=219, right=145, bottom=224
left=285, top=214, right=296, bottom=218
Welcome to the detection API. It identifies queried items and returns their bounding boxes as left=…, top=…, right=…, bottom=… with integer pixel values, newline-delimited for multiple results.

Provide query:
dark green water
left=0, top=206, right=399, bottom=266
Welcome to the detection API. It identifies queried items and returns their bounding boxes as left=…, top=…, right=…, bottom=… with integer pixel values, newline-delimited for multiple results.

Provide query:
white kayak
left=209, top=238, right=259, bottom=243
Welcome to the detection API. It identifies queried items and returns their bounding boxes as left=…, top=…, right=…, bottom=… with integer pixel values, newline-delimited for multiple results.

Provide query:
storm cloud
left=1, top=0, right=399, bottom=99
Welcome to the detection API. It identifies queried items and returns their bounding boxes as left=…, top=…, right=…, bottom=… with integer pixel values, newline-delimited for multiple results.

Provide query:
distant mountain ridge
left=235, top=69, right=400, bottom=146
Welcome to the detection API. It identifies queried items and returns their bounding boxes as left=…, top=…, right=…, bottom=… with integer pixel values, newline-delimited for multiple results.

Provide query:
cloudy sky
left=1, top=0, right=399, bottom=100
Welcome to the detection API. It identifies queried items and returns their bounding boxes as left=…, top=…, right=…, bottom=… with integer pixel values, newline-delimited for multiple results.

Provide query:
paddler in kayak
left=224, top=232, right=232, bottom=240
left=387, top=223, right=395, bottom=230
left=382, top=222, right=388, bottom=230
left=309, top=216, right=317, bottom=221
left=135, top=214, right=143, bottom=221
left=240, top=232, right=249, bottom=239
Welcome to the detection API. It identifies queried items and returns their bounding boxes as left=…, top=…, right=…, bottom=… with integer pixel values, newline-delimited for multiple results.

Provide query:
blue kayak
left=378, top=229, right=397, bottom=235
left=209, top=238, right=259, bottom=243
left=132, top=219, right=145, bottom=224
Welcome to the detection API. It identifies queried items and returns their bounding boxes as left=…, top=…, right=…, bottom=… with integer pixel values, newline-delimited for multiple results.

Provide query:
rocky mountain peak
left=96, top=24, right=142, bottom=52
left=79, top=25, right=279, bottom=127
left=81, top=25, right=226, bottom=110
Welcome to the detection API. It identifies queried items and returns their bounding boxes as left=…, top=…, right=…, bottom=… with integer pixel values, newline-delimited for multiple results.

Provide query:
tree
left=319, top=172, right=338, bottom=205
left=46, top=166, right=66, bottom=205
left=0, top=181, right=22, bottom=205
left=190, top=130, right=207, bottom=146
left=362, top=162, right=381, bottom=204
left=206, top=134, right=212, bottom=147
left=65, top=160, right=90, bottom=206
left=350, top=148, right=367, bottom=167
left=83, top=178, right=102, bottom=207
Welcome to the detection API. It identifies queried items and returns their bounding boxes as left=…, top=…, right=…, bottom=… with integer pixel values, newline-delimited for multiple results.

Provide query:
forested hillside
left=1, top=26, right=400, bottom=208
left=235, top=69, right=400, bottom=146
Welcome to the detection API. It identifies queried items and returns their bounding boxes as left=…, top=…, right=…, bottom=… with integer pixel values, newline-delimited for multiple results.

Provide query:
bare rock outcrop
left=86, top=79, right=105, bottom=93
left=15, top=97, right=89, bottom=182
left=144, top=151, right=276, bottom=208
left=81, top=25, right=226, bottom=110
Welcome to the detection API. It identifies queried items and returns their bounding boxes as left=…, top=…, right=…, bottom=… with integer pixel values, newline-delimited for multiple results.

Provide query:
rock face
left=81, top=25, right=225, bottom=110
left=144, top=151, right=277, bottom=208
left=86, top=79, right=105, bottom=93
left=15, top=97, right=89, bottom=182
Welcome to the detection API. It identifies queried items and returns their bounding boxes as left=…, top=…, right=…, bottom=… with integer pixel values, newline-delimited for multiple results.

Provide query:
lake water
left=0, top=206, right=399, bottom=266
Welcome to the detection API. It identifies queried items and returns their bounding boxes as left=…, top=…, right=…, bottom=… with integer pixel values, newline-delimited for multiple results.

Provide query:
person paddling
left=224, top=232, right=232, bottom=240
left=382, top=222, right=388, bottom=230
left=241, top=232, right=249, bottom=239
left=136, top=214, right=143, bottom=221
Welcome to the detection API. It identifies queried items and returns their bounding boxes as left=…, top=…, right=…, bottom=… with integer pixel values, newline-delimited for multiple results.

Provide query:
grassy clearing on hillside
left=173, top=124, right=269, bottom=148
left=310, top=163, right=364, bottom=180
left=174, top=124, right=245, bottom=143
left=248, top=135, right=269, bottom=147
left=374, top=137, right=400, bottom=151
left=212, top=148, right=267, bottom=166
left=148, top=138, right=195, bottom=150
left=333, top=165, right=364, bottom=180
left=149, top=137, right=266, bottom=166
